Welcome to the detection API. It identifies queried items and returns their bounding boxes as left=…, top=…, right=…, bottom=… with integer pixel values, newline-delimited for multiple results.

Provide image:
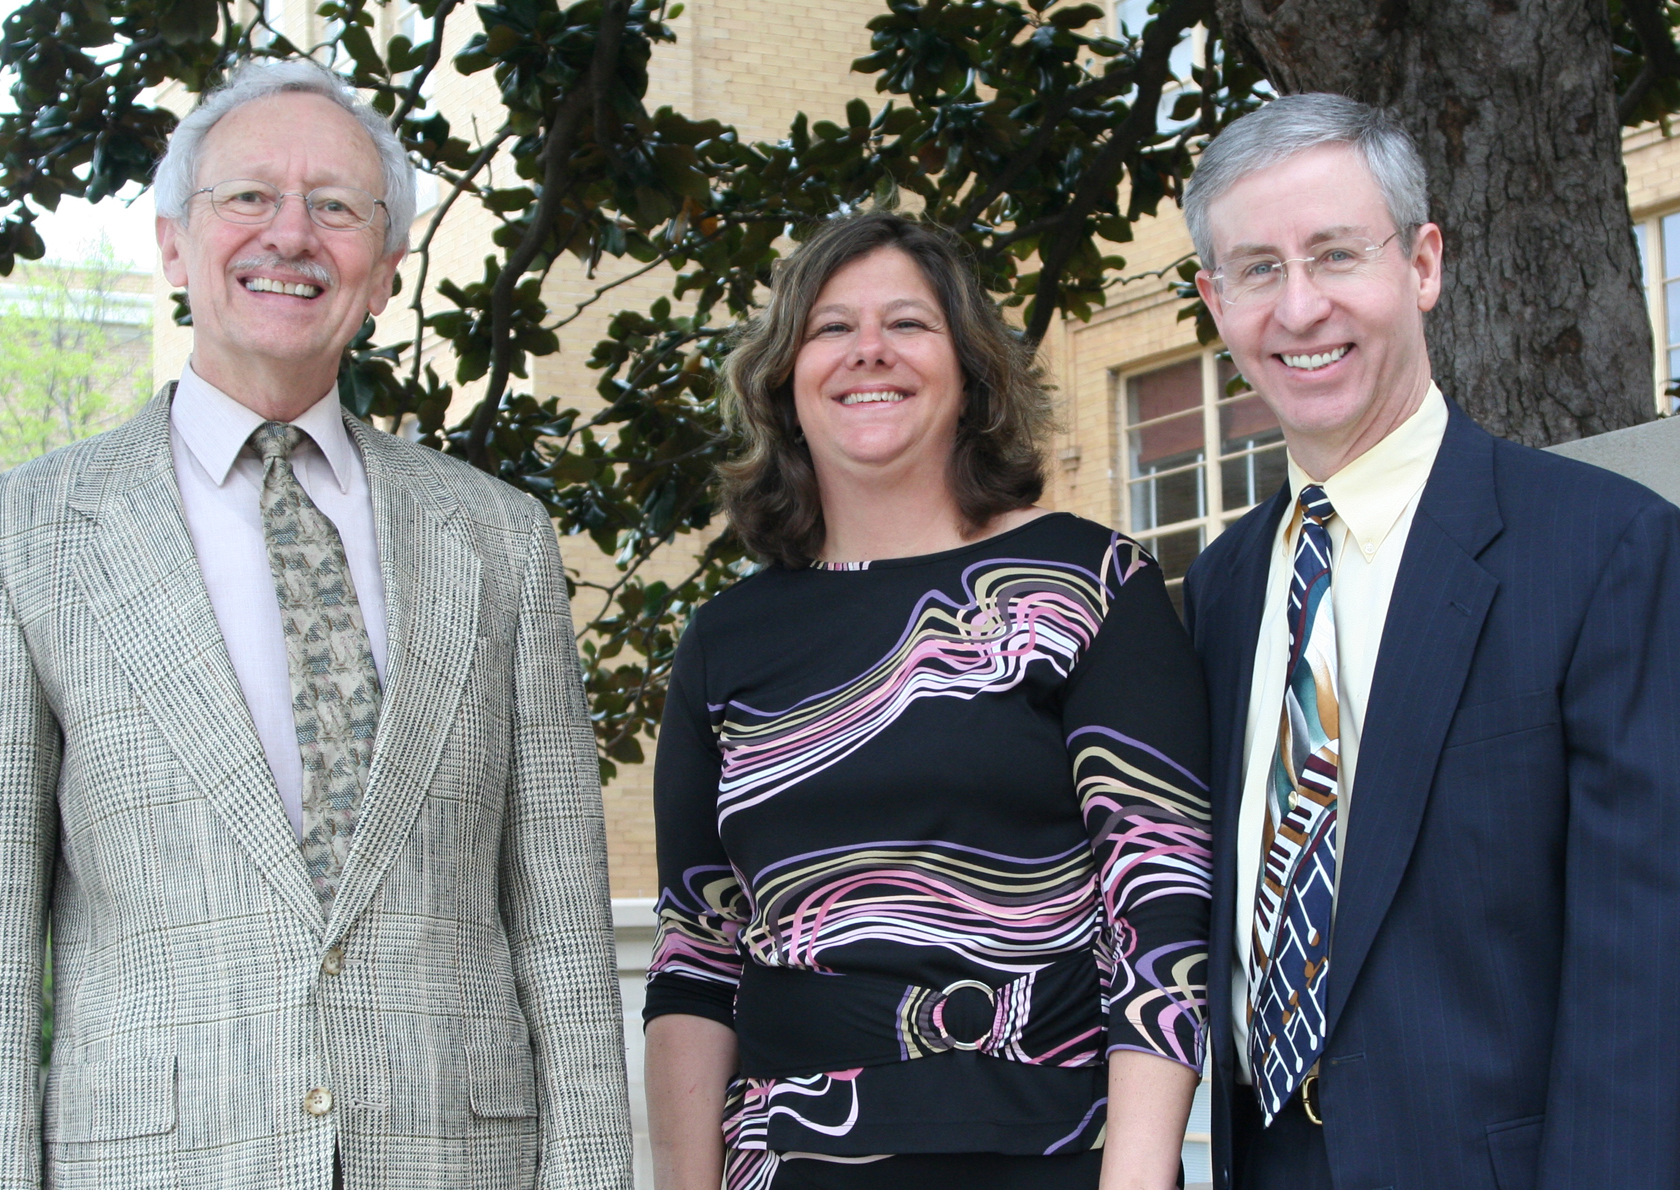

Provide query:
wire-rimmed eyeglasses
left=1210, top=231, right=1403, bottom=306
left=191, top=179, right=388, bottom=233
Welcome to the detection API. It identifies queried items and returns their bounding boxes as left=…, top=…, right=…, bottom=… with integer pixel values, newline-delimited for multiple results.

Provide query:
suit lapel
left=70, top=388, right=325, bottom=930
left=1203, top=489, right=1289, bottom=818
left=1325, top=406, right=1503, bottom=1034
left=1197, top=486, right=1289, bottom=1073
left=325, top=420, right=482, bottom=943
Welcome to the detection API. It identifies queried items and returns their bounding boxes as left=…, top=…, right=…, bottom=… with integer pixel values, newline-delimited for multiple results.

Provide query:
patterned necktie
left=1248, top=484, right=1340, bottom=1124
left=252, top=421, right=382, bottom=913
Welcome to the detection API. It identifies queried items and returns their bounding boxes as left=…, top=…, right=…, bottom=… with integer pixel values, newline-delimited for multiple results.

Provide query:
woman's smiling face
left=792, top=246, right=965, bottom=486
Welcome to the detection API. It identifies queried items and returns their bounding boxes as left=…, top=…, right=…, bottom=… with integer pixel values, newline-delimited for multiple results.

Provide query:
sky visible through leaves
left=0, top=0, right=157, bottom=268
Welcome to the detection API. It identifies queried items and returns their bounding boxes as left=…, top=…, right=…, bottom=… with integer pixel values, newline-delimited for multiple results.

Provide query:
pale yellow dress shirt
left=1230, top=383, right=1448, bottom=1083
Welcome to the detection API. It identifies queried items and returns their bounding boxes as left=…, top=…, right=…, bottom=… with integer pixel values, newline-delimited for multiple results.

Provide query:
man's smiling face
left=159, top=90, right=403, bottom=402
left=1196, top=143, right=1442, bottom=476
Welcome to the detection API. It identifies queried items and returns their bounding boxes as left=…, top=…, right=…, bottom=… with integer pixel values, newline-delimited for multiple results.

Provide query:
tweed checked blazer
left=0, top=388, right=633, bottom=1189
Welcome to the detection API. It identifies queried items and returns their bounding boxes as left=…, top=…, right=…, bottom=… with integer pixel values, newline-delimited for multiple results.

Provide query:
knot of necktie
left=1299, top=483, right=1336, bottom=527
left=251, top=421, right=306, bottom=465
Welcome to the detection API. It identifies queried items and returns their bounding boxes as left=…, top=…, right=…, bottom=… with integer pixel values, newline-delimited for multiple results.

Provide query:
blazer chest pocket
left=46, top=1054, right=176, bottom=1143
left=465, top=1044, right=539, bottom=1119
left=1443, top=689, right=1559, bottom=751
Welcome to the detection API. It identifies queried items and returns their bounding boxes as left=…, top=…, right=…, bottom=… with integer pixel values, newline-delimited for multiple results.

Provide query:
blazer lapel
left=1195, top=486, right=1289, bottom=1073
left=1325, top=406, right=1503, bottom=1035
left=70, top=389, right=324, bottom=931
left=325, top=421, right=482, bottom=944
left=1203, top=489, right=1290, bottom=819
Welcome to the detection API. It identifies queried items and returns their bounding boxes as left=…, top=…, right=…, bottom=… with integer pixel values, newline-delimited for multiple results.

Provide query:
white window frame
left=1112, top=346, right=1286, bottom=605
left=1634, top=212, right=1680, bottom=416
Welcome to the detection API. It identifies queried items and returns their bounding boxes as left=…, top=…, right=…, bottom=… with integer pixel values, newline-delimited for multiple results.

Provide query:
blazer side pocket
left=1486, top=1114, right=1544, bottom=1190
left=45, top=1054, right=177, bottom=1143
left=1443, top=690, right=1559, bottom=751
left=465, top=1043, right=539, bottom=1119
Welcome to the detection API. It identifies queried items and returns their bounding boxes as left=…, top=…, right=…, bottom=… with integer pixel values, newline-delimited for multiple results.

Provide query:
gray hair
left=1183, top=93, right=1427, bottom=268
left=153, top=58, right=414, bottom=256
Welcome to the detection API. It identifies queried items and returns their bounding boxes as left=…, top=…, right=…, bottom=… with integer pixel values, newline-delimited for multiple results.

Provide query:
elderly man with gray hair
left=1182, top=93, right=1680, bottom=1190
left=0, top=59, right=632, bottom=1189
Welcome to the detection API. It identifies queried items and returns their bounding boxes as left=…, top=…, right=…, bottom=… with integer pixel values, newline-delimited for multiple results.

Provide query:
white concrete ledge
left=1547, top=415, right=1680, bottom=505
left=612, top=896, right=658, bottom=932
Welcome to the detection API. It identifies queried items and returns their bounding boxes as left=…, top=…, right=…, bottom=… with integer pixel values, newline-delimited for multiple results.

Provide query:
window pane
left=1163, top=582, right=1186, bottom=620
left=1668, top=347, right=1680, bottom=382
left=1218, top=393, right=1282, bottom=457
left=1634, top=222, right=1648, bottom=285
left=1139, top=526, right=1205, bottom=620
left=1127, top=358, right=1202, bottom=424
left=1128, top=408, right=1205, bottom=473
left=1115, top=0, right=1151, bottom=35
left=1667, top=279, right=1680, bottom=352
left=1143, top=526, right=1205, bottom=582
left=1169, top=35, right=1193, bottom=82
left=1222, top=444, right=1288, bottom=511
left=1129, top=463, right=1205, bottom=532
left=1216, top=354, right=1249, bottom=398
left=1664, top=213, right=1680, bottom=281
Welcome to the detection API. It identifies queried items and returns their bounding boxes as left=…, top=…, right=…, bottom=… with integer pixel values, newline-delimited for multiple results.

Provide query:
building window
left=1632, top=212, right=1680, bottom=415
left=1115, top=349, right=1285, bottom=612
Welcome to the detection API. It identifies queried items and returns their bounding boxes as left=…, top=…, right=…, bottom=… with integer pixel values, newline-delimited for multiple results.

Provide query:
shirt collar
left=172, top=361, right=354, bottom=493
left=1285, top=382, right=1448, bottom=558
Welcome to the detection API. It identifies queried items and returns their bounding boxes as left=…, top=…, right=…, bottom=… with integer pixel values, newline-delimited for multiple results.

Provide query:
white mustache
left=232, top=254, right=333, bottom=288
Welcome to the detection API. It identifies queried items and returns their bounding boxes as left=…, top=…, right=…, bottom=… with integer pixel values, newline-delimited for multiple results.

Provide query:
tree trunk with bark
left=1217, top=0, right=1654, bottom=446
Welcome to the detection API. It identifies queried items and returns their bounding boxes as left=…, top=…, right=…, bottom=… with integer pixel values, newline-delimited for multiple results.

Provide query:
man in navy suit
left=1181, top=93, right=1680, bottom=1190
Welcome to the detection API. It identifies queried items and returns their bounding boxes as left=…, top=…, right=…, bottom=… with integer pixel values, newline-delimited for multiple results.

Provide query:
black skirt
left=766, top=1150, right=1106, bottom=1190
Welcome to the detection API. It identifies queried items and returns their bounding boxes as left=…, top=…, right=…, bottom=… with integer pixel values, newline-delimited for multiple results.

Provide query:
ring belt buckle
left=1299, top=1073, right=1323, bottom=1126
left=932, top=979, right=997, bottom=1051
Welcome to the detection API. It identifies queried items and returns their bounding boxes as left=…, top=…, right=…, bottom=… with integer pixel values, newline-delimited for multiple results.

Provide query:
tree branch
left=467, top=0, right=632, bottom=469
left=1627, top=0, right=1680, bottom=78
left=1622, top=60, right=1661, bottom=124
left=1104, top=251, right=1196, bottom=289
left=1621, top=0, right=1680, bottom=123
left=953, top=63, right=1146, bottom=231
left=1019, top=0, right=1212, bottom=348
left=391, top=0, right=462, bottom=127
left=407, top=126, right=515, bottom=391
left=545, top=243, right=704, bottom=332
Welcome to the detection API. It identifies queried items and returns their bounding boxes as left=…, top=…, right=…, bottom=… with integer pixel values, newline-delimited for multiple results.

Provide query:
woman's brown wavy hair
left=719, top=212, right=1053, bottom=569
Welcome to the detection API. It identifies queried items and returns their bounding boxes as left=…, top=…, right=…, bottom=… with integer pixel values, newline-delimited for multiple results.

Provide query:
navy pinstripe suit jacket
left=1184, top=401, right=1680, bottom=1190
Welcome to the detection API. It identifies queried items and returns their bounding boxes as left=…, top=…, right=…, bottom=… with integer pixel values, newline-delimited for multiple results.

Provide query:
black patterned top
left=645, top=513, right=1211, bottom=1176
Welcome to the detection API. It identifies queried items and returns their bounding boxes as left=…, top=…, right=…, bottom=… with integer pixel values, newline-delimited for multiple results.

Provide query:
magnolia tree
left=1, top=0, right=1671, bottom=774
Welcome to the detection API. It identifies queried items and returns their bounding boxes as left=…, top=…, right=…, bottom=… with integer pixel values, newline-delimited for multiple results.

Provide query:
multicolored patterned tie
left=1248, top=484, right=1340, bottom=1124
left=252, top=421, right=382, bottom=913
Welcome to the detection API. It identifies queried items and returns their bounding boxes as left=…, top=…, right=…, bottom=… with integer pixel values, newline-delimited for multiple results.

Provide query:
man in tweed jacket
left=0, top=60, right=632, bottom=1189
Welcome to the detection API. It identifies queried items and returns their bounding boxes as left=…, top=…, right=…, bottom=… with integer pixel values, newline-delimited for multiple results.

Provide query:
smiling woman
left=644, top=213, right=1213, bottom=1190
left=717, top=213, right=1050, bottom=568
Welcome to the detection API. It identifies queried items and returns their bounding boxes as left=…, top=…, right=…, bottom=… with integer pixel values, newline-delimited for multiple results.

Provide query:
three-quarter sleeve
left=1061, top=541, right=1213, bottom=1072
left=644, top=617, right=748, bottom=1030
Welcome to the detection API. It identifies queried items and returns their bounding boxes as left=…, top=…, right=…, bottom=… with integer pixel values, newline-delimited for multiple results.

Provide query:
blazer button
left=303, top=1086, right=333, bottom=1116
left=321, top=946, right=345, bottom=976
